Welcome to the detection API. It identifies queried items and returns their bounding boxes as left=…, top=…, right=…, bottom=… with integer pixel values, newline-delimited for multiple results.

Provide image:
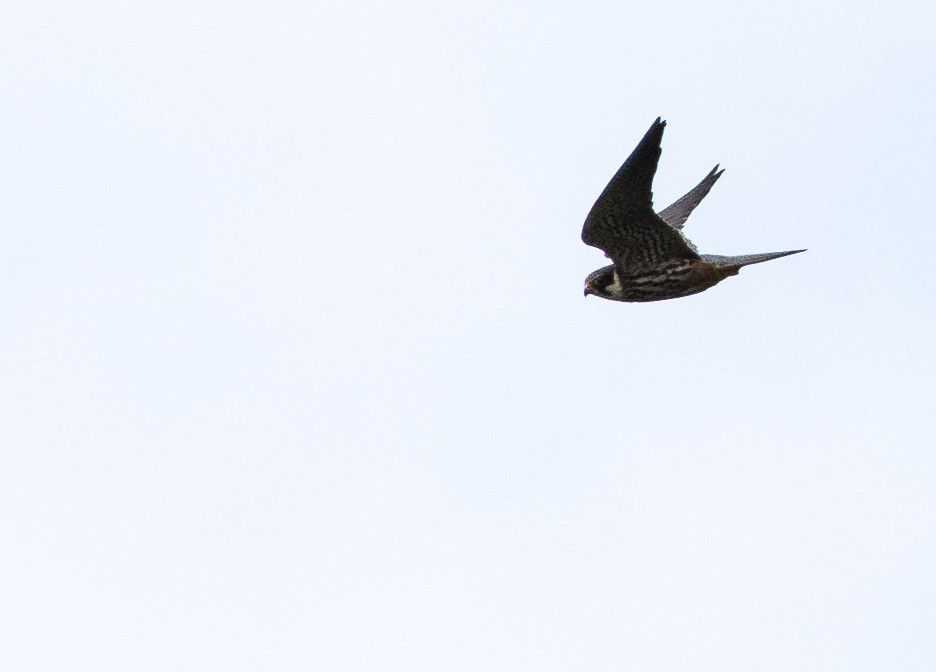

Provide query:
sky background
left=2, top=1, right=935, bottom=670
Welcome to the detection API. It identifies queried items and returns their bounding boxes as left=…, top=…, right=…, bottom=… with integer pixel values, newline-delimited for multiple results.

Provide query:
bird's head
left=583, top=266, right=617, bottom=299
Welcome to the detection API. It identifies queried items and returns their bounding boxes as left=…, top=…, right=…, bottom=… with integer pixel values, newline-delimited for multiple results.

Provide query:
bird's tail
left=701, top=249, right=806, bottom=274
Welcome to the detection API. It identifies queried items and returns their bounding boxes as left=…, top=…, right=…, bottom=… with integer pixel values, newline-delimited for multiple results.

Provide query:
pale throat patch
left=605, top=270, right=624, bottom=297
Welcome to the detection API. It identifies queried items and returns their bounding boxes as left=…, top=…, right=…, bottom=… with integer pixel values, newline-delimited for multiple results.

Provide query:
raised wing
left=582, top=118, right=699, bottom=269
left=658, top=165, right=724, bottom=230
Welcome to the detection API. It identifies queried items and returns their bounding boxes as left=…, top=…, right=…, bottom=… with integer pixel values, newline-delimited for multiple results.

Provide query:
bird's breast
left=615, top=259, right=732, bottom=302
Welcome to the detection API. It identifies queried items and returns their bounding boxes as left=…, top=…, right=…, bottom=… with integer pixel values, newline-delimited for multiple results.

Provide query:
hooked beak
left=584, top=286, right=591, bottom=297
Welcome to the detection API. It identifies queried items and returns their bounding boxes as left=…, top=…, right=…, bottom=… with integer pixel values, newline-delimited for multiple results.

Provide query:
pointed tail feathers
left=701, top=249, right=806, bottom=271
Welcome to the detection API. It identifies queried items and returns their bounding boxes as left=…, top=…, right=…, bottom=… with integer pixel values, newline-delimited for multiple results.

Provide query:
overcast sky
left=2, top=1, right=935, bottom=670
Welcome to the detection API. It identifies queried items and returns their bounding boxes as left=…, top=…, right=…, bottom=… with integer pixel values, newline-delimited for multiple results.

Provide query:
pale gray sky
left=2, top=1, right=935, bottom=670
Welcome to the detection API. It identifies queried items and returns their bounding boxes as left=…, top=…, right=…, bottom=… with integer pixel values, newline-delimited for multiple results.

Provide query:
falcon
left=582, top=117, right=804, bottom=302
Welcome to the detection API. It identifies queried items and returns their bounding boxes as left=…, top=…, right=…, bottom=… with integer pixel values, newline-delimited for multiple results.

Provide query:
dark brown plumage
left=582, top=118, right=804, bottom=302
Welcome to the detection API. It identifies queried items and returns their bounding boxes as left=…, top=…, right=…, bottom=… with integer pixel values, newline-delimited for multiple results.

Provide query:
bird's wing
left=582, top=117, right=699, bottom=269
left=658, top=165, right=724, bottom=230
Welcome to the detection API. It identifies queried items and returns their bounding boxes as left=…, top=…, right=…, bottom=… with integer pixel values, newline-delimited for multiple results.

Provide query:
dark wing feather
left=658, top=165, right=724, bottom=230
left=582, top=118, right=699, bottom=269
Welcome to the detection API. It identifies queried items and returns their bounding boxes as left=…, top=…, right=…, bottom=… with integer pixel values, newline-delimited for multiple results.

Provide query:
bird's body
left=584, top=258, right=736, bottom=303
left=582, top=118, right=804, bottom=302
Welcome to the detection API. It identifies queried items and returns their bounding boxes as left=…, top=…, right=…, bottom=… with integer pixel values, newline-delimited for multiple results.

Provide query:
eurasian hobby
left=582, top=118, right=804, bottom=302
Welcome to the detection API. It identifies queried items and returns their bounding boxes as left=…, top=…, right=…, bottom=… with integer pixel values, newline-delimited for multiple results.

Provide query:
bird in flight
left=582, top=117, right=804, bottom=302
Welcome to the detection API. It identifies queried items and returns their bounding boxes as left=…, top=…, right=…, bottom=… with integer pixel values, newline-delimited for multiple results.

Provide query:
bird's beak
left=584, top=286, right=591, bottom=297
